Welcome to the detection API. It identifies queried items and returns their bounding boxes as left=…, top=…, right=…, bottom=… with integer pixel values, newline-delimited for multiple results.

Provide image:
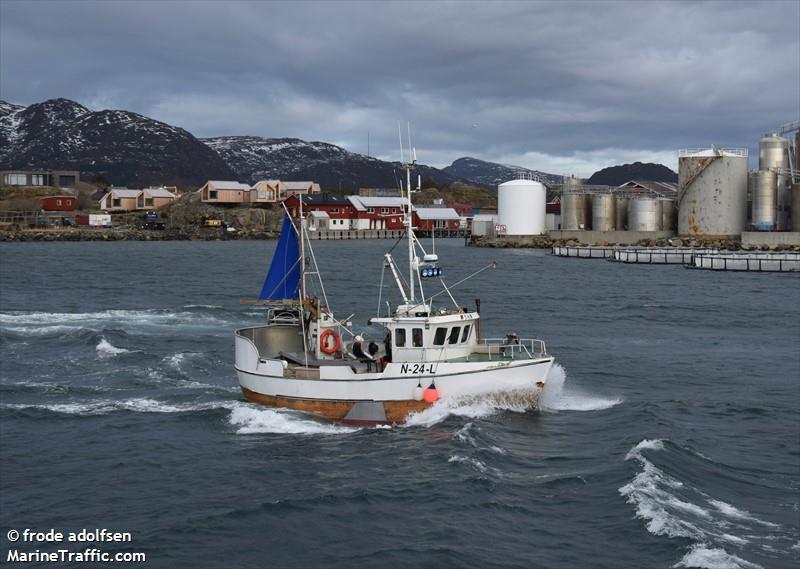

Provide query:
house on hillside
left=198, top=180, right=252, bottom=204
left=41, top=195, right=77, bottom=212
left=100, top=188, right=141, bottom=212
left=282, top=181, right=321, bottom=199
left=137, top=187, right=177, bottom=209
left=1, top=170, right=80, bottom=189
left=251, top=180, right=282, bottom=204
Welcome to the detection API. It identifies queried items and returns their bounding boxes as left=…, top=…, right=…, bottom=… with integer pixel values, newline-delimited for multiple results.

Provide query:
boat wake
left=404, top=363, right=622, bottom=427
left=1, top=397, right=232, bottom=416
left=540, top=363, right=622, bottom=411
left=227, top=404, right=358, bottom=435
left=620, top=438, right=788, bottom=569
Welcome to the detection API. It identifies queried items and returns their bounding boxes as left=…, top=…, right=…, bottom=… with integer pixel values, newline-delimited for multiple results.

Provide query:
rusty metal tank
left=677, top=148, right=748, bottom=237
left=759, top=134, right=790, bottom=230
left=614, top=196, right=629, bottom=230
left=628, top=198, right=663, bottom=231
left=659, top=198, right=676, bottom=231
left=591, top=194, right=616, bottom=231
left=561, top=192, right=592, bottom=230
left=749, top=170, right=778, bottom=231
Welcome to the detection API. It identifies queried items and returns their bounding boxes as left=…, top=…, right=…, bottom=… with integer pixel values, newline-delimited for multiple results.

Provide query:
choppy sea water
left=1, top=239, right=798, bottom=569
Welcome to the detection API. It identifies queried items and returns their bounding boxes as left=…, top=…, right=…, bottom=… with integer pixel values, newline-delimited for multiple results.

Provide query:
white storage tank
left=678, top=148, right=748, bottom=237
left=497, top=177, right=546, bottom=235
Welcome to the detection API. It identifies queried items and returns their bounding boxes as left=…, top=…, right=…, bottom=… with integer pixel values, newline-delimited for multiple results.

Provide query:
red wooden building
left=413, top=207, right=461, bottom=232
left=346, top=196, right=407, bottom=230
left=41, top=195, right=77, bottom=211
left=284, top=194, right=356, bottom=230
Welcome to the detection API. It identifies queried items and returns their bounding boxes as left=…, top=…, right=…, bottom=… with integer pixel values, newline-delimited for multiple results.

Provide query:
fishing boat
left=234, top=157, right=554, bottom=425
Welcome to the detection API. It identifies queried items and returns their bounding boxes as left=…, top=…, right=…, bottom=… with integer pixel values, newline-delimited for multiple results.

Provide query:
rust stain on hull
left=241, top=387, right=431, bottom=424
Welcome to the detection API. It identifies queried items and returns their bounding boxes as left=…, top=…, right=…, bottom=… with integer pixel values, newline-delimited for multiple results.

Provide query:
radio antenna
left=398, top=121, right=405, bottom=164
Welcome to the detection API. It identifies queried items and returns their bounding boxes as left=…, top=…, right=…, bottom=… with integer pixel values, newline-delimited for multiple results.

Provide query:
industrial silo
left=677, top=148, right=748, bottom=237
left=561, top=193, right=592, bottom=230
left=591, top=194, right=616, bottom=231
left=792, top=182, right=800, bottom=232
left=615, top=196, right=629, bottom=230
left=660, top=198, right=676, bottom=231
left=560, top=175, right=591, bottom=230
left=759, top=134, right=790, bottom=230
left=749, top=170, right=777, bottom=231
left=628, top=198, right=662, bottom=231
left=497, top=177, right=546, bottom=235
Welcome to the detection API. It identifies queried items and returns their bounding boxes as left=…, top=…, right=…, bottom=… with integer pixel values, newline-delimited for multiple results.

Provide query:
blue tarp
left=258, top=214, right=301, bottom=301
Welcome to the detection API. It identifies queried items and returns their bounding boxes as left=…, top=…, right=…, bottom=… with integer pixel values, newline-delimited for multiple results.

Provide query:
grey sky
left=1, top=0, right=797, bottom=176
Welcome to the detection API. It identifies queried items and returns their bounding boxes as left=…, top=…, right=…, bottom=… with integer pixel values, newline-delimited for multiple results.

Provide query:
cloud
left=0, top=0, right=797, bottom=174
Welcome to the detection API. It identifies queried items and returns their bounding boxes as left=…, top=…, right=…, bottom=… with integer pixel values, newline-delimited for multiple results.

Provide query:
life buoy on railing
left=319, top=329, right=341, bottom=354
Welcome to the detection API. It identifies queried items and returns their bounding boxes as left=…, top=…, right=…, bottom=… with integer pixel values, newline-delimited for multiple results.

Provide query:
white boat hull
left=235, top=328, right=553, bottom=423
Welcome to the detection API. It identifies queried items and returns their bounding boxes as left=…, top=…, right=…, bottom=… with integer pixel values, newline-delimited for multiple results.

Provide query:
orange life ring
left=319, top=329, right=341, bottom=354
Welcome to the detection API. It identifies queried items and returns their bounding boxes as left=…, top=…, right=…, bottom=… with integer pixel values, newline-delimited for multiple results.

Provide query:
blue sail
left=258, top=214, right=301, bottom=301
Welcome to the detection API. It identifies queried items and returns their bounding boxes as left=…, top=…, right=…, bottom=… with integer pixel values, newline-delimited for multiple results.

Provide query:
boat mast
left=406, top=161, right=415, bottom=303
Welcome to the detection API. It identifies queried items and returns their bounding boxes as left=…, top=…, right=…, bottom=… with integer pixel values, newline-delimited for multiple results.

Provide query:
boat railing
left=477, top=338, right=548, bottom=359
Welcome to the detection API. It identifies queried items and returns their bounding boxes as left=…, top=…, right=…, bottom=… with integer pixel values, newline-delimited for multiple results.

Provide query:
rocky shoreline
left=470, top=235, right=800, bottom=251
left=0, top=228, right=278, bottom=242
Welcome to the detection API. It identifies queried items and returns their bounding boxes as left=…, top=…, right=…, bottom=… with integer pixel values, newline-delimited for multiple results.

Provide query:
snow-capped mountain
left=0, top=98, right=234, bottom=187
left=201, top=136, right=466, bottom=190
left=443, top=157, right=562, bottom=187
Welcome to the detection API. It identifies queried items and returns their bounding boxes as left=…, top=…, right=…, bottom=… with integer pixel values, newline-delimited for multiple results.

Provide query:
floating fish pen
left=551, top=245, right=619, bottom=259
left=689, top=252, right=800, bottom=272
left=612, top=248, right=718, bottom=264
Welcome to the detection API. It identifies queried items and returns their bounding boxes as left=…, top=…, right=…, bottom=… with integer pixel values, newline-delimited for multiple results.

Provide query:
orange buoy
left=319, top=329, right=341, bottom=354
left=423, top=383, right=440, bottom=403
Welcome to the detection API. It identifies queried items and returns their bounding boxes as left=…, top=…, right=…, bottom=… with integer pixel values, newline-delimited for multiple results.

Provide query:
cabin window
left=209, top=190, right=218, bottom=199
left=395, top=328, right=406, bottom=347
left=433, top=327, right=447, bottom=346
left=367, top=207, right=375, bottom=213
left=381, top=207, right=389, bottom=213
left=461, top=324, right=471, bottom=343
left=6, top=173, right=25, bottom=185
left=56, top=199, right=62, bottom=206
left=330, top=208, right=339, bottom=213
left=31, top=174, right=44, bottom=185
left=448, top=326, right=461, bottom=344
left=412, top=328, right=423, bottom=347
left=112, top=198, right=121, bottom=207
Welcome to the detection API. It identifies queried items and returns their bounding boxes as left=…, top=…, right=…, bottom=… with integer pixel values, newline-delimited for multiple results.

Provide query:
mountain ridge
left=0, top=98, right=235, bottom=187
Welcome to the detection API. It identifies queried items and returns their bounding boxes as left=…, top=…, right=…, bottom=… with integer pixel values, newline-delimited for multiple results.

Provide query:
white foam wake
left=2, top=398, right=361, bottom=436
left=227, top=404, right=358, bottom=435
left=675, top=545, right=763, bottom=569
left=0, top=309, right=226, bottom=331
left=95, top=338, right=131, bottom=358
left=620, top=439, right=770, bottom=569
left=1, top=398, right=214, bottom=415
left=540, top=363, right=622, bottom=411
